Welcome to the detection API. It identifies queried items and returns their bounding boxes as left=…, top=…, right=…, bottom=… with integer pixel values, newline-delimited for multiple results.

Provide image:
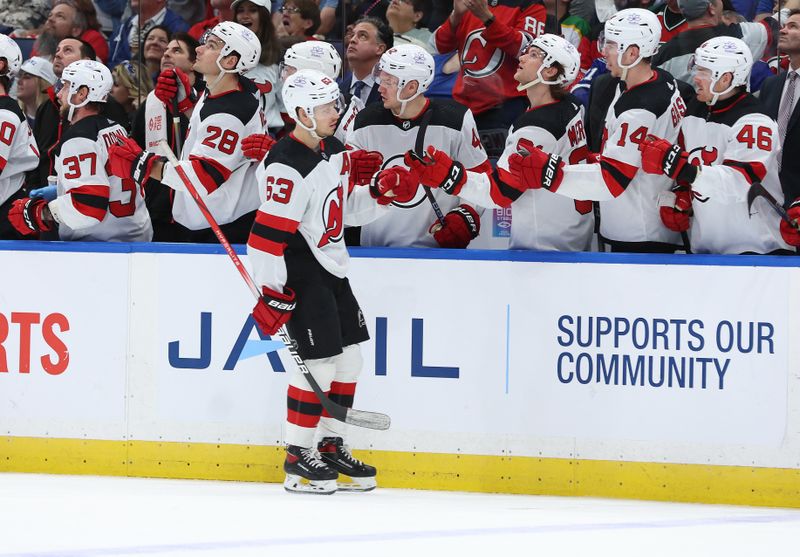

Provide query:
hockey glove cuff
left=8, top=197, right=53, bottom=237
left=405, top=146, right=466, bottom=195
left=253, top=286, right=296, bottom=336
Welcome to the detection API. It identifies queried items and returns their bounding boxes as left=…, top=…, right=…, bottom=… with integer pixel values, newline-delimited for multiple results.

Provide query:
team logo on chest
left=318, top=183, right=344, bottom=247
left=688, top=145, right=719, bottom=166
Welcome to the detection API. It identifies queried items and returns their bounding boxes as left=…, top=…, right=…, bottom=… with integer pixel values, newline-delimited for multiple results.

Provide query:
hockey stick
left=412, top=109, right=447, bottom=227
left=171, top=74, right=183, bottom=156
left=158, top=140, right=391, bottom=431
left=747, top=181, right=799, bottom=229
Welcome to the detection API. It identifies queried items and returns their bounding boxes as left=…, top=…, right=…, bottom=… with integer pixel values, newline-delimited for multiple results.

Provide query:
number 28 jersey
left=49, top=115, right=152, bottom=242
left=161, top=76, right=265, bottom=230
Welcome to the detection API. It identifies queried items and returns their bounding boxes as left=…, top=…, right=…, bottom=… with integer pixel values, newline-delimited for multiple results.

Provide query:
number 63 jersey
left=49, top=115, right=152, bottom=242
left=247, top=135, right=386, bottom=293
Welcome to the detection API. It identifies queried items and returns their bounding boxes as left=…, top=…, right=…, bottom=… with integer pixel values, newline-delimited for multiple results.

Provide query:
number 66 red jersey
left=50, top=115, right=152, bottom=242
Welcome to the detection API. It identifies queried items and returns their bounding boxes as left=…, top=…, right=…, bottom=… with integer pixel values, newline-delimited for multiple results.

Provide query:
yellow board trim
left=2, top=436, right=799, bottom=508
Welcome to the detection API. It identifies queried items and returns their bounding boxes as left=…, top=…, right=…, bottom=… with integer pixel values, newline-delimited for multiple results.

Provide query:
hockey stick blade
left=747, top=182, right=799, bottom=230
left=159, top=141, right=391, bottom=431
left=273, top=327, right=390, bottom=430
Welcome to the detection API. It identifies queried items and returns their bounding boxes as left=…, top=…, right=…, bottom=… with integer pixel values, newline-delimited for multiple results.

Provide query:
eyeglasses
left=281, top=6, right=301, bottom=13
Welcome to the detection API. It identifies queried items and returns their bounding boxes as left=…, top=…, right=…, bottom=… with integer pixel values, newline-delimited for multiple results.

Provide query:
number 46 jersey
left=49, top=115, right=152, bottom=242
left=680, top=93, right=789, bottom=254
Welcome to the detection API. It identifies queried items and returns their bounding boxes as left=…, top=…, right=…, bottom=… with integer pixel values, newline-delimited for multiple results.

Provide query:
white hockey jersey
left=161, top=75, right=265, bottom=230
left=457, top=94, right=594, bottom=251
left=49, top=115, right=152, bottom=242
left=0, top=96, right=39, bottom=206
left=680, top=93, right=790, bottom=254
left=247, top=134, right=386, bottom=292
left=553, top=70, right=686, bottom=245
left=345, top=98, right=491, bottom=247
left=244, top=63, right=285, bottom=130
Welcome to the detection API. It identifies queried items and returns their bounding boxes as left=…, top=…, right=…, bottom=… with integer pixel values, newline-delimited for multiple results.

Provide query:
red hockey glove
left=780, top=198, right=800, bottom=246
left=429, top=205, right=480, bottom=248
left=242, top=133, right=276, bottom=161
left=155, top=68, right=196, bottom=113
left=404, top=145, right=466, bottom=195
left=107, top=136, right=165, bottom=186
left=252, top=286, right=296, bottom=335
left=658, top=186, right=693, bottom=232
left=8, top=197, right=53, bottom=236
left=507, top=147, right=565, bottom=192
left=640, top=135, right=698, bottom=184
left=346, top=149, right=383, bottom=188
left=370, top=166, right=419, bottom=205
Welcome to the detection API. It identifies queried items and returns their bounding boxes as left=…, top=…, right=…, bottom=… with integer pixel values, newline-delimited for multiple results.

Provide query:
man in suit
left=760, top=9, right=800, bottom=209
left=340, top=16, right=393, bottom=107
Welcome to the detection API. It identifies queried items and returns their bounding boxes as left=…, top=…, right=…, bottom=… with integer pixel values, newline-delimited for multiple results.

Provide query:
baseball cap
left=677, top=0, right=712, bottom=20
left=231, top=0, right=272, bottom=10
left=19, top=56, right=57, bottom=85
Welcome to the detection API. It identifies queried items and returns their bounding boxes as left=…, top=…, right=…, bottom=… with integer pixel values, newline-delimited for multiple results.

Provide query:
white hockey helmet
left=282, top=69, right=341, bottom=137
left=207, top=21, right=261, bottom=74
left=0, top=34, right=22, bottom=77
left=517, top=33, right=580, bottom=91
left=62, top=59, right=112, bottom=104
left=692, top=36, right=752, bottom=106
left=378, top=44, right=434, bottom=116
left=282, top=41, right=342, bottom=80
left=603, top=8, right=661, bottom=79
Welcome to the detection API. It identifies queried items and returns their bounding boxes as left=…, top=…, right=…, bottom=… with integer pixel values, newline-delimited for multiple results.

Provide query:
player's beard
left=35, top=31, right=59, bottom=60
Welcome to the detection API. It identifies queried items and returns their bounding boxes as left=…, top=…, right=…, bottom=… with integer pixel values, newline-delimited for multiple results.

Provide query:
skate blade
left=283, top=475, right=337, bottom=495
left=336, top=475, right=377, bottom=492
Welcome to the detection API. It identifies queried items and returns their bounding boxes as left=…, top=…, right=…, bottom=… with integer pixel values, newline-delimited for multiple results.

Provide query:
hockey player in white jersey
left=107, top=21, right=266, bottom=243
left=246, top=70, right=415, bottom=494
left=345, top=44, right=491, bottom=249
left=639, top=37, right=792, bottom=254
left=507, top=9, right=688, bottom=253
left=0, top=35, right=41, bottom=240
left=408, top=34, right=594, bottom=252
left=9, top=60, right=152, bottom=242
left=240, top=41, right=359, bottom=161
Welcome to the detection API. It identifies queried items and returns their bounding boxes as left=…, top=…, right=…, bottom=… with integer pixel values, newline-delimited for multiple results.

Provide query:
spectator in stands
left=387, top=0, right=433, bottom=52
left=94, top=0, right=126, bottom=37
left=431, top=0, right=547, bottom=162
left=653, top=0, right=785, bottom=83
left=234, top=0, right=284, bottom=131
left=109, top=0, right=189, bottom=68
left=0, top=0, right=50, bottom=35
left=141, top=24, right=170, bottom=78
left=29, top=38, right=129, bottom=187
left=111, top=60, right=153, bottom=123
left=189, top=0, right=233, bottom=40
left=34, top=0, right=110, bottom=63
left=760, top=9, right=800, bottom=211
left=278, top=0, right=320, bottom=39
left=131, top=32, right=199, bottom=242
left=16, top=57, right=56, bottom=129
left=340, top=17, right=392, bottom=107
left=654, top=0, right=688, bottom=45
left=167, top=0, right=205, bottom=26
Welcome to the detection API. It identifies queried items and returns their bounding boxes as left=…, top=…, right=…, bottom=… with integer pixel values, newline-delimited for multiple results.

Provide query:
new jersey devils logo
left=688, top=145, right=719, bottom=166
left=318, top=184, right=344, bottom=247
left=462, top=29, right=504, bottom=78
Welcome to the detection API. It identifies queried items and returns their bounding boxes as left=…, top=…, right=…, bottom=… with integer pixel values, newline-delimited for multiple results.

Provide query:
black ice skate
left=318, top=437, right=377, bottom=492
left=283, top=445, right=338, bottom=495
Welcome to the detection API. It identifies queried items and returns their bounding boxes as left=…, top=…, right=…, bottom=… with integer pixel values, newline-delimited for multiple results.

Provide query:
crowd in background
left=0, top=0, right=799, bottom=254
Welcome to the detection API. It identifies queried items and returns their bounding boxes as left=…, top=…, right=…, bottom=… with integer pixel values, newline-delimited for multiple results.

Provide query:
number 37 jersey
left=49, top=115, right=152, bottom=242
